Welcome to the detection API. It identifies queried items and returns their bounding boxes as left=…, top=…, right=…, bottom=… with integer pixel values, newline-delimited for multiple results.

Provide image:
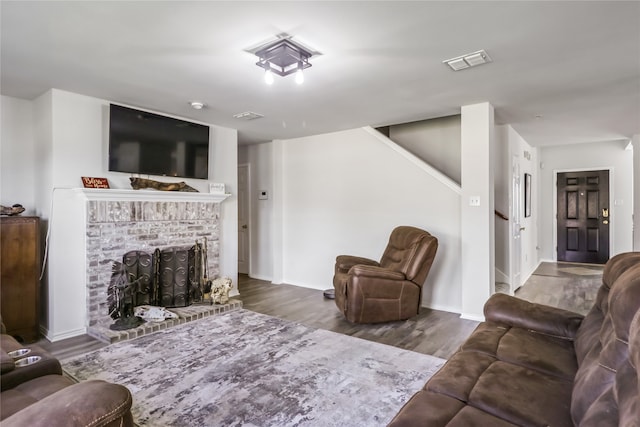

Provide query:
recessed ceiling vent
left=443, top=50, right=492, bottom=71
left=233, top=111, right=264, bottom=121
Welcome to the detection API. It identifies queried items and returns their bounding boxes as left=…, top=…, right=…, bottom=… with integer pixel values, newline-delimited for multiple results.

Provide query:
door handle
left=520, top=227, right=526, bottom=231
left=242, top=225, right=248, bottom=229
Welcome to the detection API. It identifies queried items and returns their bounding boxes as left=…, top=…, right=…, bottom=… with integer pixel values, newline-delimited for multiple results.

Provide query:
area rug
left=62, top=309, right=444, bottom=427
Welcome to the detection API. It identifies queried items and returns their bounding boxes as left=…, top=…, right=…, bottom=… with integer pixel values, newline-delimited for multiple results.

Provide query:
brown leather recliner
left=1, top=328, right=134, bottom=426
left=333, top=226, right=438, bottom=323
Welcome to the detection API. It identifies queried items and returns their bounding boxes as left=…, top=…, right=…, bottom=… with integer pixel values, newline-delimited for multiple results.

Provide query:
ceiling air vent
left=233, top=111, right=264, bottom=120
left=443, top=50, right=492, bottom=71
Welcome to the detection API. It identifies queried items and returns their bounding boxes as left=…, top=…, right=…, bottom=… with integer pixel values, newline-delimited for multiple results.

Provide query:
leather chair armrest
left=350, top=265, right=406, bottom=280
left=335, top=255, right=379, bottom=274
left=2, top=380, right=134, bottom=427
left=484, top=293, right=584, bottom=339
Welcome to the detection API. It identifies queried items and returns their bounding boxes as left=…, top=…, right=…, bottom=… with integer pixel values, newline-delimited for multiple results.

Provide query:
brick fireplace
left=85, top=198, right=222, bottom=329
left=45, top=188, right=235, bottom=342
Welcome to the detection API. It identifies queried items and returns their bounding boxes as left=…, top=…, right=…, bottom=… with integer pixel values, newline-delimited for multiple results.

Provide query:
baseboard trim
left=248, top=274, right=273, bottom=282
left=423, top=303, right=462, bottom=315
left=460, top=313, right=485, bottom=322
left=43, top=326, right=87, bottom=342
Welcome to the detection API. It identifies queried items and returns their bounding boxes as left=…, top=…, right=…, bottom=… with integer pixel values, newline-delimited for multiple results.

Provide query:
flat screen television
left=108, top=104, right=210, bottom=179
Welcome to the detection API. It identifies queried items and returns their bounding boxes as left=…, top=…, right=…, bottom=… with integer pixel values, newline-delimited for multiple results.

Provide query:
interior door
left=557, top=170, right=610, bottom=264
left=237, top=164, right=249, bottom=274
left=511, top=158, right=522, bottom=289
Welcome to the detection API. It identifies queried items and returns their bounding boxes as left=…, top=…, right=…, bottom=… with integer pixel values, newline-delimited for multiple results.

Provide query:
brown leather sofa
left=389, top=252, right=640, bottom=426
left=1, top=328, right=133, bottom=426
left=333, top=226, right=438, bottom=323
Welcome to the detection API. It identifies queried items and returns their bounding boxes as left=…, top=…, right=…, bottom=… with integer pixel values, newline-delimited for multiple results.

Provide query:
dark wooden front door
left=557, top=170, right=609, bottom=264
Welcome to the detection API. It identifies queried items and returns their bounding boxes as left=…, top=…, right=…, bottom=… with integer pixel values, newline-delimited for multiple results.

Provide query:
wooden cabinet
left=0, top=216, right=41, bottom=342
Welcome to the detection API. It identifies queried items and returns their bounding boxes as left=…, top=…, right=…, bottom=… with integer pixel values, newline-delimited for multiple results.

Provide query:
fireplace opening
left=108, top=240, right=215, bottom=330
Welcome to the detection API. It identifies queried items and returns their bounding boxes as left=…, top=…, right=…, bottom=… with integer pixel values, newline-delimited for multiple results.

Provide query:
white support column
left=461, top=102, right=495, bottom=320
left=633, top=134, right=640, bottom=251
left=271, top=139, right=285, bottom=284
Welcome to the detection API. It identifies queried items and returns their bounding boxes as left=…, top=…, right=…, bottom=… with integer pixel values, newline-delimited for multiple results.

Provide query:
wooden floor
left=238, top=276, right=479, bottom=359
left=36, top=261, right=602, bottom=360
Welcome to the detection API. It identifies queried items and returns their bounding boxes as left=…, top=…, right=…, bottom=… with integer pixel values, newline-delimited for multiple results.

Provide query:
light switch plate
left=258, top=190, right=268, bottom=200
left=469, top=196, right=481, bottom=207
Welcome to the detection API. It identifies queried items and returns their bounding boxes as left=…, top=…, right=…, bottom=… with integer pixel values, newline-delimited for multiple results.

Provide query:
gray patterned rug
left=62, top=309, right=444, bottom=427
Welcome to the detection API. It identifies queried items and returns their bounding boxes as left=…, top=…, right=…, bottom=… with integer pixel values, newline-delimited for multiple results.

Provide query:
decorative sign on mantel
left=81, top=177, right=110, bottom=189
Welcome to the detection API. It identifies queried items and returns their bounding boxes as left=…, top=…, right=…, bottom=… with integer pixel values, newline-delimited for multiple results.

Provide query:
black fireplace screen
left=120, top=243, right=206, bottom=308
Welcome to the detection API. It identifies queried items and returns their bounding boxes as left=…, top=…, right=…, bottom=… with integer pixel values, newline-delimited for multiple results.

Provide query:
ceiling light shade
left=264, top=69, right=274, bottom=85
left=189, top=101, right=205, bottom=110
left=255, top=38, right=313, bottom=78
left=443, top=49, right=492, bottom=71
left=295, top=67, right=304, bottom=85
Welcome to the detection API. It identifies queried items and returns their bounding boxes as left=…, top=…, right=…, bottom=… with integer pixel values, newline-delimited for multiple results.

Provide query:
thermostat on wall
left=259, top=190, right=268, bottom=200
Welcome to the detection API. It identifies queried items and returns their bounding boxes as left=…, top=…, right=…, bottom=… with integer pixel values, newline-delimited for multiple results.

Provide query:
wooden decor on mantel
left=129, top=177, right=198, bottom=192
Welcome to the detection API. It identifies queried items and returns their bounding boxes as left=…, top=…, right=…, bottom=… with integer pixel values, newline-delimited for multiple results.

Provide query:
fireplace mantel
left=73, top=188, right=231, bottom=203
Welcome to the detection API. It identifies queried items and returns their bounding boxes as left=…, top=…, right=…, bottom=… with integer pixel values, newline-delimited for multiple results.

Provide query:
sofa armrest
left=335, top=255, right=379, bottom=274
left=484, top=293, right=584, bottom=339
left=349, top=264, right=406, bottom=281
left=1, top=349, right=15, bottom=374
left=2, top=380, right=133, bottom=427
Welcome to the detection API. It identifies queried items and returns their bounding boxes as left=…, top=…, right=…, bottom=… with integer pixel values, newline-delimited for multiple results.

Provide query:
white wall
left=2, top=90, right=238, bottom=339
left=388, top=115, right=461, bottom=183
left=246, top=128, right=463, bottom=312
left=539, top=140, right=634, bottom=261
left=1, top=96, right=36, bottom=215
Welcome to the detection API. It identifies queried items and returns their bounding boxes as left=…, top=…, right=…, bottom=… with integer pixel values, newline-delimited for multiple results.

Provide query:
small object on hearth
left=129, top=177, right=198, bottom=192
left=134, top=305, right=178, bottom=322
left=0, top=204, right=25, bottom=216
left=210, top=277, right=232, bottom=305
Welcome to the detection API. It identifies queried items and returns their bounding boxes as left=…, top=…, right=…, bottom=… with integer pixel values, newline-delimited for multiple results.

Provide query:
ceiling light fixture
left=254, top=37, right=313, bottom=84
left=189, top=101, right=205, bottom=110
left=443, top=50, right=492, bottom=71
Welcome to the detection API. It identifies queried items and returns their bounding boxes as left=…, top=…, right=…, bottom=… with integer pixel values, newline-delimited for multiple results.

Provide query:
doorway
left=238, top=164, right=250, bottom=274
left=556, top=170, right=610, bottom=264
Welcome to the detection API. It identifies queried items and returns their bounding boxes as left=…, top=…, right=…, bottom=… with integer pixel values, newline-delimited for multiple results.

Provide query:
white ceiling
left=1, top=1, right=639, bottom=147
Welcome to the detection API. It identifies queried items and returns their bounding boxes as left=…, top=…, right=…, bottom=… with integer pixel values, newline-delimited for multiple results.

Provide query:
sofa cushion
left=0, top=374, right=74, bottom=420
left=579, top=308, right=640, bottom=426
left=398, top=349, right=574, bottom=426
left=387, top=389, right=519, bottom=427
left=460, top=322, right=577, bottom=380
left=575, top=252, right=640, bottom=365
left=571, top=263, right=640, bottom=424
left=2, top=379, right=134, bottom=427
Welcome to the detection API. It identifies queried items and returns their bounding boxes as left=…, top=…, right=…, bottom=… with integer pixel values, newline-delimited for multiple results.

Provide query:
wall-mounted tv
left=108, top=104, right=210, bottom=180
